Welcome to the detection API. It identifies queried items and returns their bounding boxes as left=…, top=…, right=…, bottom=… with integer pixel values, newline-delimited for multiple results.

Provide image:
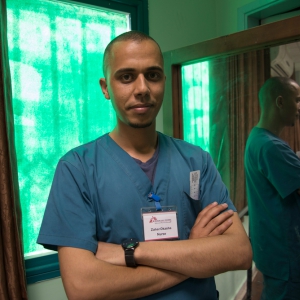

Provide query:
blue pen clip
left=148, top=192, right=162, bottom=211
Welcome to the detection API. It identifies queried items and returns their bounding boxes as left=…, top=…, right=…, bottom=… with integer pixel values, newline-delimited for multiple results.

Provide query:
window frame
left=21, top=0, right=148, bottom=284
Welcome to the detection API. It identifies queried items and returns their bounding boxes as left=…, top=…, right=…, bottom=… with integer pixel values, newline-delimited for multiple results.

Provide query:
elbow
left=238, top=242, right=253, bottom=270
left=63, top=277, right=107, bottom=300
left=63, top=280, right=89, bottom=300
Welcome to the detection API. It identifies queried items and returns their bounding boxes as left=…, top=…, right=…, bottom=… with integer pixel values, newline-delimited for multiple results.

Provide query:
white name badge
left=142, top=210, right=179, bottom=241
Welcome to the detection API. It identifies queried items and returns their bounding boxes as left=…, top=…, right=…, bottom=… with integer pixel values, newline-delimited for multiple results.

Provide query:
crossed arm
left=58, top=202, right=252, bottom=300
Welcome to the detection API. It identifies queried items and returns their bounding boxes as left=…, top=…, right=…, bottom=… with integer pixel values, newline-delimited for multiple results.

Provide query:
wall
left=148, top=0, right=253, bottom=53
left=28, top=278, right=67, bottom=300
left=148, top=0, right=216, bottom=53
left=215, top=0, right=254, bottom=36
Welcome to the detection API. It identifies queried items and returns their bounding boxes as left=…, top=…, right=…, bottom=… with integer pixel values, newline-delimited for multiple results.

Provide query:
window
left=7, top=0, right=148, bottom=283
left=181, top=62, right=210, bottom=152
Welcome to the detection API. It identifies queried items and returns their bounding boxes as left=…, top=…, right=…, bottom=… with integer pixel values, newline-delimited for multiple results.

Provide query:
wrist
left=122, top=238, right=139, bottom=268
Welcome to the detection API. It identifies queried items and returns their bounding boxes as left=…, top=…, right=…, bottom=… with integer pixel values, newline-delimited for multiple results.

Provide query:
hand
left=189, top=202, right=234, bottom=239
left=95, top=241, right=125, bottom=266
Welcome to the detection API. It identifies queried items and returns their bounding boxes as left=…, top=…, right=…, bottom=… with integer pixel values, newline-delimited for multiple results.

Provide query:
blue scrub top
left=245, top=127, right=300, bottom=282
left=38, top=132, right=235, bottom=299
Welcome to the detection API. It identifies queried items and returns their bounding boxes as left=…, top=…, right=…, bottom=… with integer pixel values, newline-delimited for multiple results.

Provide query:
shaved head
left=258, top=77, right=298, bottom=110
left=102, top=30, right=163, bottom=78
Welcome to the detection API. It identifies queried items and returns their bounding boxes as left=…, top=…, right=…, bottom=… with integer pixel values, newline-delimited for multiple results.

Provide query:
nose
left=134, top=74, right=150, bottom=97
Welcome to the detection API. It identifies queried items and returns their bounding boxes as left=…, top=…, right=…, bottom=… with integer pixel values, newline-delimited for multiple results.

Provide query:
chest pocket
left=182, top=191, right=202, bottom=239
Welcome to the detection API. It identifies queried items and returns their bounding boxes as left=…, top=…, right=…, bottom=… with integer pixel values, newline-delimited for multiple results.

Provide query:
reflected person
left=245, top=77, right=300, bottom=299
left=37, top=31, right=252, bottom=300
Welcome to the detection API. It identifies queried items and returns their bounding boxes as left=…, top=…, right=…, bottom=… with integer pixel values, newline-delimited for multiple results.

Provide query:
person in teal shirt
left=245, top=77, right=300, bottom=299
left=38, top=30, right=252, bottom=300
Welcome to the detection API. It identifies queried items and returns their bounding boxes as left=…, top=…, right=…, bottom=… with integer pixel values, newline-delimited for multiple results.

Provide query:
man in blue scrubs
left=245, top=77, right=300, bottom=299
left=38, top=31, right=252, bottom=300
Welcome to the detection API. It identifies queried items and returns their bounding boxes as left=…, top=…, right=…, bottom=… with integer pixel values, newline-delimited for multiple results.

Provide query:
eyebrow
left=114, top=66, right=164, bottom=76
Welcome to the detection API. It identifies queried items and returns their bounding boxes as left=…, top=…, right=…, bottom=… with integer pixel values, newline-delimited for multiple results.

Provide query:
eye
left=120, top=74, right=133, bottom=82
left=147, top=72, right=161, bottom=81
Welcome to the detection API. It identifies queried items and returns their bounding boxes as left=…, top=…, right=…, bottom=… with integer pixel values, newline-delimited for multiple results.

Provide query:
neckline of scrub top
left=97, top=132, right=171, bottom=204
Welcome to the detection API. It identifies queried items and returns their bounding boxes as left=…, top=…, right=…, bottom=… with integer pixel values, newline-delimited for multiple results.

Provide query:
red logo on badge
left=149, top=216, right=158, bottom=223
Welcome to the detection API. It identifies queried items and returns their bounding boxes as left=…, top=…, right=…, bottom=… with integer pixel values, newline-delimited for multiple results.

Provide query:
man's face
left=282, top=82, right=300, bottom=127
left=100, top=39, right=165, bottom=129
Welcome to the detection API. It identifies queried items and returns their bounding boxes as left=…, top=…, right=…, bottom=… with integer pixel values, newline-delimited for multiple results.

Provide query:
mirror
left=163, top=15, right=300, bottom=212
left=163, top=15, right=300, bottom=298
left=177, top=41, right=300, bottom=212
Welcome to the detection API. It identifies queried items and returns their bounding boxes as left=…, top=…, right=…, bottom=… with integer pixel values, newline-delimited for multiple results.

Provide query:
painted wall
left=148, top=0, right=254, bottom=53
left=28, top=278, right=67, bottom=300
left=148, top=0, right=216, bottom=53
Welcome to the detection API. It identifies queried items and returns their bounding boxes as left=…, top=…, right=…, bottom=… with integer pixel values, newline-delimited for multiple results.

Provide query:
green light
left=182, top=61, right=210, bottom=152
left=7, top=0, right=129, bottom=255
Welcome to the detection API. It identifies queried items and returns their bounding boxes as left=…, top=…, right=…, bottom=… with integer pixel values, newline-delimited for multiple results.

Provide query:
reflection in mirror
left=271, top=42, right=300, bottom=148
left=182, top=62, right=209, bottom=152
left=180, top=41, right=300, bottom=213
left=169, top=15, right=300, bottom=299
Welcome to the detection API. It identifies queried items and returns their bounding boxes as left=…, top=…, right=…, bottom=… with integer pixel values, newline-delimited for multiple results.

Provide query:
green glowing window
left=7, top=0, right=130, bottom=257
left=181, top=62, right=210, bottom=152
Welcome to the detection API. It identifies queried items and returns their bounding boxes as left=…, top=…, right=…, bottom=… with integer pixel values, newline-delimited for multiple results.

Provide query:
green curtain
left=6, top=0, right=128, bottom=255
left=0, top=0, right=27, bottom=298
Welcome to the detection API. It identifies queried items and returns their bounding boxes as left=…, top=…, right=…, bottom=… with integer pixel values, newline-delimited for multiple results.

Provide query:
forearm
left=135, top=213, right=252, bottom=278
left=136, top=236, right=250, bottom=278
left=58, top=247, right=187, bottom=300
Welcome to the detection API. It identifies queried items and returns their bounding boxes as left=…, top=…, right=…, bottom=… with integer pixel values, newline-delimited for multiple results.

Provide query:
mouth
left=129, top=103, right=153, bottom=108
left=127, top=103, right=154, bottom=113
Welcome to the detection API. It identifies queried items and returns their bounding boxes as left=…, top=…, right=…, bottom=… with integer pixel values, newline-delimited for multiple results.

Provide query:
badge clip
left=148, top=192, right=162, bottom=211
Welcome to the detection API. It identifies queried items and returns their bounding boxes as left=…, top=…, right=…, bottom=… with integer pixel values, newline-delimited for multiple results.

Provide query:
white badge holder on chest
left=141, top=192, right=179, bottom=241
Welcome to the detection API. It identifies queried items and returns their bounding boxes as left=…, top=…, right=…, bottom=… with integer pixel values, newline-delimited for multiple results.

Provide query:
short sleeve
left=259, top=140, right=300, bottom=199
left=37, top=159, right=98, bottom=253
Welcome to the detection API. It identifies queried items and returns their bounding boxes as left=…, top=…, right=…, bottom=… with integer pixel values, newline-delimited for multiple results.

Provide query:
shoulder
left=246, top=128, right=300, bottom=169
left=246, top=127, right=289, bottom=155
left=59, top=133, right=109, bottom=168
left=247, top=127, right=276, bottom=146
left=159, top=132, right=208, bottom=154
left=158, top=132, right=212, bottom=166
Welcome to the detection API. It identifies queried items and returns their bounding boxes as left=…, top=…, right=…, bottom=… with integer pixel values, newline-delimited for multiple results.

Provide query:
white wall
left=148, top=0, right=254, bottom=53
left=28, top=277, right=67, bottom=300
left=148, top=0, right=216, bottom=53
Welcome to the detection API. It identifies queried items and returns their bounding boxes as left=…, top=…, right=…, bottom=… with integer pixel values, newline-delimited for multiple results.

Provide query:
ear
left=276, top=96, right=284, bottom=109
left=99, top=78, right=110, bottom=100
